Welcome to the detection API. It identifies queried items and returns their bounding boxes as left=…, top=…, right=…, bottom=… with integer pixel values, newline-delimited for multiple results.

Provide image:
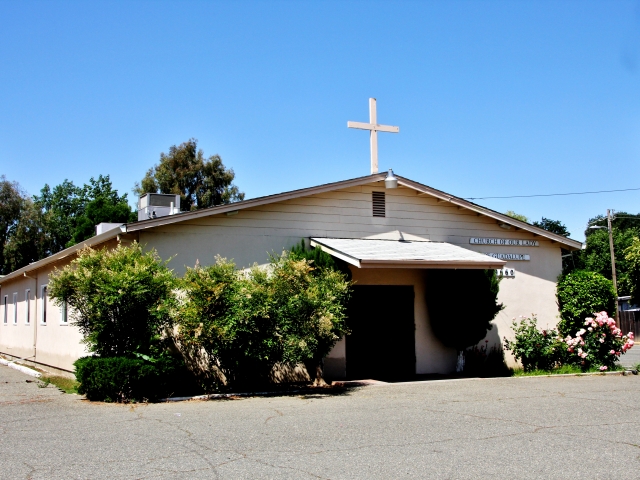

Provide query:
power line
left=465, top=187, right=640, bottom=200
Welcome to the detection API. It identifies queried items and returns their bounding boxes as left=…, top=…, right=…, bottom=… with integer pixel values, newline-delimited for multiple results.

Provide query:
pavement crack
left=264, top=409, right=284, bottom=425
left=251, top=458, right=330, bottom=479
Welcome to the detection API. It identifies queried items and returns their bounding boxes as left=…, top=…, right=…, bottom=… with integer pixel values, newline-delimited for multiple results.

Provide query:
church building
left=0, top=100, right=582, bottom=379
left=0, top=170, right=581, bottom=378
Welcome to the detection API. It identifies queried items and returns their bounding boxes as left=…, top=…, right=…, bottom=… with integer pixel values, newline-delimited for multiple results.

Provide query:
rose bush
left=562, top=311, right=634, bottom=370
left=505, top=311, right=634, bottom=372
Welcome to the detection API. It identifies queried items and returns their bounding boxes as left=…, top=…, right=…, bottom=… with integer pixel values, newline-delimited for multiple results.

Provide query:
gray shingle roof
left=310, top=238, right=506, bottom=269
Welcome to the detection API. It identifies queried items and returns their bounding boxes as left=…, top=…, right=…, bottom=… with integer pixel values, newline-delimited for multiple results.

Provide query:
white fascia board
left=359, top=259, right=506, bottom=269
left=310, top=240, right=361, bottom=268
left=0, top=226, right=123, bottom=284
left=398, top=178, right=583, bottom=250
left=125, top=174, right=388, bottom=232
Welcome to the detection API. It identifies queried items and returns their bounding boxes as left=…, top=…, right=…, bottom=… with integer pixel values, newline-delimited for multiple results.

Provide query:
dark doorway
left=346, top=285, right=416, bottom=381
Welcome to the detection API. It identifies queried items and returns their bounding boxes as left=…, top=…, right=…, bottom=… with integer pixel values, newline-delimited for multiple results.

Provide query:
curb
left=161, top=389, right=312, bottom=402
left=513, top=370, right=637, bottom=379
left=0, top=358, right=42, bottom=378
left=159, top=370, right=639, bottom=402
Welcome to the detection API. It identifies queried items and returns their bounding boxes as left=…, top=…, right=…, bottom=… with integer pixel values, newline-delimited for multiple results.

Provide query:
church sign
left=486, top=253, right=530, bottom=261
left=470, top=237, right=539, bottom=247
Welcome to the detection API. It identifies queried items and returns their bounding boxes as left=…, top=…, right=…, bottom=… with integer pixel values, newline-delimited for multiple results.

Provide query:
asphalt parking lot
left=1, top=365, right=639, bottom=480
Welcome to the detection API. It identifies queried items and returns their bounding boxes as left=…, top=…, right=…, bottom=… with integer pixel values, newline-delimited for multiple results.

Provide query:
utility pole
left=607, top=209, right=618, bottom=316
left=589, top=210, right=618, bottom=317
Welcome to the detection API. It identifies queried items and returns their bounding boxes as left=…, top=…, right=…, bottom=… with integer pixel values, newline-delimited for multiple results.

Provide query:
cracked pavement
left=1, top=366, right=639, bottom=479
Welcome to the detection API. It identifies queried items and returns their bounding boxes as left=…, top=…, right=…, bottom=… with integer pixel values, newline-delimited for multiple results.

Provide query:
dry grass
left=39, top=375, right=79, bottom=394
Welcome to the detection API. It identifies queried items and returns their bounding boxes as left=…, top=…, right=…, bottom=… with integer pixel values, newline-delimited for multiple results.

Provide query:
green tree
left=625, top=237, right=640, bottom=306
left=505, top=211, right=529, bottom=222
left=290, top=239, right=352, bottom=280
left=563, top=212, right=640, bottom=286
left=48, top=242, right=176, bottom=357
left=426, top=269, right=504, bottom=352
left=532, top=217, right=570, bottom=237
left=556, top=270, right=616, bottom=336
left=34, top=179, right=84, bottom=253
left=3, top=198, right=48, bottom=273
left=135, top=138, right=244, bottom=211
left=34, top=175, right=134, bottom=251
left=70, top=196, right=135, bottom=245
left=0, top=176, right=25, bottom=274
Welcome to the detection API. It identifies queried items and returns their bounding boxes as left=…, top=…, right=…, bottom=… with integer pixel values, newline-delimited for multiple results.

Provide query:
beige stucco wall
left=140, top=181, right=564, bottom=371
left=0, top=261, right=88, bottom=372
left=0, top=180, right=565, bottom=374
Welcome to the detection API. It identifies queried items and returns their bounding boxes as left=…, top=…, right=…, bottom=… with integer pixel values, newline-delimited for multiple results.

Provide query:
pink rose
left=600, top=366, right=608, bottom=371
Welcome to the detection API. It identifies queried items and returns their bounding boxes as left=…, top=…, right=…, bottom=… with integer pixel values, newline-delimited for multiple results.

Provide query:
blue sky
left=1, top=0, right=639, bottom=241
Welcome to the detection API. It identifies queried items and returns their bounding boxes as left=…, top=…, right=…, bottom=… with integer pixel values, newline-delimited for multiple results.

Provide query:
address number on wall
left=496, top=268, right=515, bottom=278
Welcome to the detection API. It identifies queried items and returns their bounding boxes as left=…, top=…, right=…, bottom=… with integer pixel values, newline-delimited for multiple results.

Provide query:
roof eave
left=359, top=259, right=506, bottom=269
left=0, top=225, right=124, bottom=285
left=396, top=177, right=583, bottom=250
left=125, top=173, right=388, bottom=232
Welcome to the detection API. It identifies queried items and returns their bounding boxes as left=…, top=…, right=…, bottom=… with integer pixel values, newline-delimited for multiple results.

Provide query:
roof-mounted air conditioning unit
left=137, top=193, right=181, bottom=221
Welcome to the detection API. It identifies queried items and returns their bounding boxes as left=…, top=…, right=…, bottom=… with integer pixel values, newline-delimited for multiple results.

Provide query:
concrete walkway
left=620, top=347, right=640, bottom=368
left=1, top=364, right=639, bottom=479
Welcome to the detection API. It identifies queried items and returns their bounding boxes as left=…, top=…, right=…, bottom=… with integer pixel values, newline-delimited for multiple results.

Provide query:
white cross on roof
left=348, top=98, right=399, bottom=174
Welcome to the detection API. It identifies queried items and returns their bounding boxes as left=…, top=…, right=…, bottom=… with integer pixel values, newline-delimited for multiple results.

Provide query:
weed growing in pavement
left=37, top=375, right=79, bottom=393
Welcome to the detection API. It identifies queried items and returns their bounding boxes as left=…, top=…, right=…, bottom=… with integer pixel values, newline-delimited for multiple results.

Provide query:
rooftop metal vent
left=372, top=191, right=385, bottom=217
left=138, top=193, right=181, bottom=221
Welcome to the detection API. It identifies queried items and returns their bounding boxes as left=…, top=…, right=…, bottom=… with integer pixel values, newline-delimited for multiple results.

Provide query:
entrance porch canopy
left=310, top=235, right=506, bottom=270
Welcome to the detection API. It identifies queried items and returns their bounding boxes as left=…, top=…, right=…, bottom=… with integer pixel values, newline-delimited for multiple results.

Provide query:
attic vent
left=372, top=191, right=385, bottom=217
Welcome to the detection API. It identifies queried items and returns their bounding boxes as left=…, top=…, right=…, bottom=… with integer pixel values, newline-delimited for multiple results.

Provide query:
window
left=2, top=296, right=7, bottom=324
left=40, top=285, right=48, bottom=325
left=25, top=289, right=31, bottom=325
left=12, top=293, right=18, bottom=325
left=372, top=191, right=386, bottom=217
left=61, top=301, right=68, bottom=325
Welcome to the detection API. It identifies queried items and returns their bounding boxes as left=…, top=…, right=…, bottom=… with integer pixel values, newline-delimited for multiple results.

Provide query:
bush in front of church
left=426, top=269, right=504, bottom=353
left=48, top=242, right=177, bottom=357
left=556, top=270, right=616, bottom=337
left=176, top=252, right=351, bottom=389
left=505, top=312, right=634, bottom=372
left=49, top=242, right=190, bottom=402
left=73, top=355, right=181, bottom=402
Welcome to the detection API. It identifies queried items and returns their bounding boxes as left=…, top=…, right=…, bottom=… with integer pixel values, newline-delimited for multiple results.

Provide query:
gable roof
left=123, top=173, right=582, bottom=250
left=0, top=172, right=582, bottom=285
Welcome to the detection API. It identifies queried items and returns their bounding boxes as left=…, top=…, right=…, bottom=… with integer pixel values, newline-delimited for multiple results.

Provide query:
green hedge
left=74, top=356, right=181, bottom=402
left=556, top=270, right=616, bottom=336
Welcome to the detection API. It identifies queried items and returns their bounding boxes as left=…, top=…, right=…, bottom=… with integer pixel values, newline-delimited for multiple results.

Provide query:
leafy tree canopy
left=0, top=176, right=28, bottom=274
left=532, top=217, right=570, bottom=237
left=564, top=212, right=640, bottom=295
left=426, top=269, right=504, bottom=351
left=135, top=138, right=244, bottom=212
left=624, top=237, right=640, bottom=306
left=177, top=253, right=351, bottom=388
left=3, top=198, right=48, bottom=274
left=34, top=175, right=134, bottom=251
left=556, top=270, right=616, bottom=336
left=504, top=211, right=529, bottom=222
left=48, top=242, right=176, bottom=358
